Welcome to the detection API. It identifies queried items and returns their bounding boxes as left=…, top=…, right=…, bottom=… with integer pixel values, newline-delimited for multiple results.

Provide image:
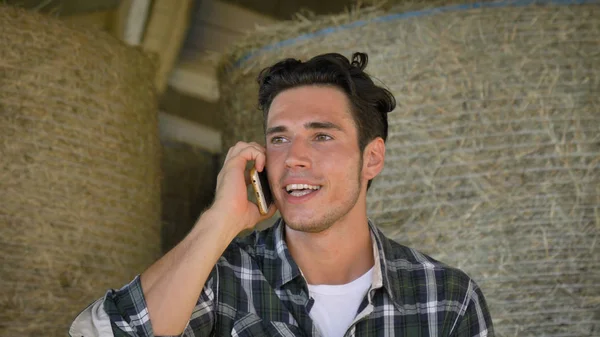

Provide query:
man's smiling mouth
left=285, top=184, right=321, bottom=197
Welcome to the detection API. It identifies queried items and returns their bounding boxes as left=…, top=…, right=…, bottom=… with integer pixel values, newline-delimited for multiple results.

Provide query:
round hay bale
left=0, top=5, right=161, bottom=336
left=218, top=1, right=600, bottom=336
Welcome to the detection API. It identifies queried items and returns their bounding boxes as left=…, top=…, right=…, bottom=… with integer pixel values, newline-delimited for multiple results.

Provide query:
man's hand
left=140, top=141, right=277, bottom=336
left=211, top=141, right=277, bottom=235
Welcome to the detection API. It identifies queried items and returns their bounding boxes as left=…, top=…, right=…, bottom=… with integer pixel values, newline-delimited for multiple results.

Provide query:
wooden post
left=142, top=0, right=194, bottom=94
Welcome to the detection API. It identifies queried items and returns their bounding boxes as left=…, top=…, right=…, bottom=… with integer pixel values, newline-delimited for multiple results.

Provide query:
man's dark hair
left=257, top=52, right=396, bottom=188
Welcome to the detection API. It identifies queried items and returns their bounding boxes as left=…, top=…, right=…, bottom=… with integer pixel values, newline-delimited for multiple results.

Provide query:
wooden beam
left=111, top=0, right=152, bottom=45
left=168, top=57, right=220, bottom=102
left=169, top=1, right=278, bottom=102
left=184, top=0, right=277, bottom=54
left=143, top=0, right=194, bottom=94
left=158, top=112, right=222, bottom=154
left=196, top=0, right=276, bottom=35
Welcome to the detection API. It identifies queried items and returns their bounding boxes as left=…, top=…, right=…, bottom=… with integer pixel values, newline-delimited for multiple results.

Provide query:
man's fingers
left=223, top=142, right=266, bottom=168
left=254, top=153, right=266, bottom=172
left=227, top=145, right=266, bottom=172
left=229, top=142, right=264, bottom=158
left=247, top=142, right=267, bottom=171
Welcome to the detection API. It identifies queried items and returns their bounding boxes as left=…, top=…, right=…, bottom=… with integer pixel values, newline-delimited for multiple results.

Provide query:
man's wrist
left=193, top=207, right=242, bottom=244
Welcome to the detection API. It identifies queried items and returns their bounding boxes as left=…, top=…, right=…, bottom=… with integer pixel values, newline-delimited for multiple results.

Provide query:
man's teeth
left=290, top=190, right=313, bottom=197
left=285, top=184, right=321, bottom=192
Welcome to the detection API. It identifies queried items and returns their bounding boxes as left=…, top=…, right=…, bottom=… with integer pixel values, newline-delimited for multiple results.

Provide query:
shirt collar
left=367, top=219, right=403, bottom=307
left=267, top=217, right=403, bottom=306
left=271, top=218, right=302, bottom=288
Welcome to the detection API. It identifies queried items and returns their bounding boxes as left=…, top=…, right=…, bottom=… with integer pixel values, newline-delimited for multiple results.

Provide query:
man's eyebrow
left=265, top=121, right=343, bottom=136
left=265, top=125, right=287, bottom=136
left=305, top=121, right=343, bottom=131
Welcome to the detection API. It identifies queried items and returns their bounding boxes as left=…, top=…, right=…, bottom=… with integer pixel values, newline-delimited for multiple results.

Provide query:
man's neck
left=284, top=216, right=374, bottom=285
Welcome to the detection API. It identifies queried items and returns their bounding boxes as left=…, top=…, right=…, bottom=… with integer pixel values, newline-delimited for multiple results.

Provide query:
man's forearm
left=140, top=209, right=238, bottom=335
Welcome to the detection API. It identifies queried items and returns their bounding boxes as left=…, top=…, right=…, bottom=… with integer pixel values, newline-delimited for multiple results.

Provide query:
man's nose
left=284, top=139, right=311, bottom=169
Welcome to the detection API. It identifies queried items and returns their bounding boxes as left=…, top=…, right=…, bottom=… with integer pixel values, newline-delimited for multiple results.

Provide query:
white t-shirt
left=307, top=267, right=374, bottom=337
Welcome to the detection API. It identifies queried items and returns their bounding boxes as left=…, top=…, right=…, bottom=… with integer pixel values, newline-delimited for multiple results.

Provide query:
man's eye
left=270, top=136, right=287, bottom=144
left=315, top=134, right=332, bottom=141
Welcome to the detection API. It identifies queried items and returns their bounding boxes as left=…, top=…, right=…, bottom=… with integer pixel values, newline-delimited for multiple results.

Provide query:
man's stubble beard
left=283, top=156, right=364, bottom=233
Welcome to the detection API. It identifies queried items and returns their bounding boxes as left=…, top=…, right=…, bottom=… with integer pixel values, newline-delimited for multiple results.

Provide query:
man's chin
left=286, top=223, right=331, bottom=234
left=282, top=215, right=333, bottom=234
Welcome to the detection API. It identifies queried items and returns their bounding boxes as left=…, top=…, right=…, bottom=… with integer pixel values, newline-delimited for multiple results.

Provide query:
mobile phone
left=250, top=167, right=273, bottom=215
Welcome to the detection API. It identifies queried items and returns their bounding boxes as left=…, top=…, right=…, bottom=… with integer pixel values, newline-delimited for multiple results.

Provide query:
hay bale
left=0, top=5, right=161, bottom=336
left=218, top=1, right=600, bottom=335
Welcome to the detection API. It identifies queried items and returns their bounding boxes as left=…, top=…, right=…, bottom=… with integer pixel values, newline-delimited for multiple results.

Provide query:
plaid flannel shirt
left=83, top=219, right=493, bottom=336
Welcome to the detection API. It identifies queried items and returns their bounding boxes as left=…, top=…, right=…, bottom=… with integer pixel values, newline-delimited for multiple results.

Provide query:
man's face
left=265, top=85, right=366, bottom=233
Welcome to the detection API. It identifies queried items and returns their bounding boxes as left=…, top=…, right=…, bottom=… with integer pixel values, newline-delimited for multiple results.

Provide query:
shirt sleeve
left=69, top=296, right=113, bottom=337
left=69, top=273, right=217, bottom=337
left=450, top=280, right=495, bottom=337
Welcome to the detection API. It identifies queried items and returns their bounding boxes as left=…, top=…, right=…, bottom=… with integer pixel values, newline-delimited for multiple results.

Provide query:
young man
left=71, top=52, right=493, bottom=337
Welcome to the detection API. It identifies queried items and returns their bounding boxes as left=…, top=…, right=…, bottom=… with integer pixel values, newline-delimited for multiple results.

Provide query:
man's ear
left=363, top=137, right=385, bottom=181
